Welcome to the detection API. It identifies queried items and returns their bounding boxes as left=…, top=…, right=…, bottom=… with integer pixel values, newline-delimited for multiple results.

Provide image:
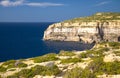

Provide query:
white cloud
left=26, top=2, right=64, bottom=7
left=0, top=0, right=24, bottom=7
left=0, top=0, right=64, bottom=7
left=95, top=1, right=111, bottom=6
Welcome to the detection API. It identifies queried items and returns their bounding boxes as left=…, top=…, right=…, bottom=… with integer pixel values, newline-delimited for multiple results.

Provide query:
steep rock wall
left=43, top=13, right=120, bottom=43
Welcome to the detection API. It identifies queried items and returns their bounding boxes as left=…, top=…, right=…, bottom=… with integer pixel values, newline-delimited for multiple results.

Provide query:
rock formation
left=43, top=12, right=120, bottom=43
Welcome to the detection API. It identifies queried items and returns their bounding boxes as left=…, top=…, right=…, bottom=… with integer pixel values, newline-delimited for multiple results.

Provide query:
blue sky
left=0, top=0, right=120, bottom=22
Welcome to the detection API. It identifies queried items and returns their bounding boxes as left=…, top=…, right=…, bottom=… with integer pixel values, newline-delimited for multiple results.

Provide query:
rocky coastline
left=0, top=12, right=120, bottom=78
left=43, top=12, right=120, bottom=43
left=0, top=42, right=120, bottom=78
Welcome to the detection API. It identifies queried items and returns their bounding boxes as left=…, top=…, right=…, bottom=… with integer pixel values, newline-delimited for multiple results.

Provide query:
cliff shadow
left=43, top=41, right=95, bottom=53
left=96, top=22, right=105, bottom=41
left=118, top=36, right=120, bottom=42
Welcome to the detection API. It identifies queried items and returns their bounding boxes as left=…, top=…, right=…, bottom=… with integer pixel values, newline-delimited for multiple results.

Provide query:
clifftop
left=43, top=12, right=120, bottom=43
left=63, top=12, right=120, bottom=23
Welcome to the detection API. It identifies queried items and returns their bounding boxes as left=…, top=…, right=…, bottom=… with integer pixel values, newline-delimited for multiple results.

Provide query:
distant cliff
left=43, top=12, right=120, bottom=43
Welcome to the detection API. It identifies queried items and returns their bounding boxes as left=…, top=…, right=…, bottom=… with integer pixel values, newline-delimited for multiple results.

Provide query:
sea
left=0, top=22, right=94, bottom=62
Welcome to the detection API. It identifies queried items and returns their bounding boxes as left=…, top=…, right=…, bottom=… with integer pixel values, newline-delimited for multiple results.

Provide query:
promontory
left=43, top=12, right=120, bottom=43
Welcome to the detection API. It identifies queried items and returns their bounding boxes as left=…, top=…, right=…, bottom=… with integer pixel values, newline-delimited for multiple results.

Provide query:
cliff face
left=43, top=13, right=120, bottom=43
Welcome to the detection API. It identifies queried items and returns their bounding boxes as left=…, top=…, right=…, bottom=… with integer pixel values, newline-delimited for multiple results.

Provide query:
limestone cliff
left=43, top=12, right=120, bottom=43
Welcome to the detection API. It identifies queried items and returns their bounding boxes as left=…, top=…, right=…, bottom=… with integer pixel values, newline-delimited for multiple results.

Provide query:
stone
left=43, top=13, right=120, bottom=43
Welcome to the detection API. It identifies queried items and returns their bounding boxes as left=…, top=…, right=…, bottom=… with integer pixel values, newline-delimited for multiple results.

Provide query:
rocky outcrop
left=43, top=13, right=120, bottom=43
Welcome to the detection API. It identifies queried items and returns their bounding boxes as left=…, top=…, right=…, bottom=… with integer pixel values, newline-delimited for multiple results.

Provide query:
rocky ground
left=0, top=42, right=120, bottom=78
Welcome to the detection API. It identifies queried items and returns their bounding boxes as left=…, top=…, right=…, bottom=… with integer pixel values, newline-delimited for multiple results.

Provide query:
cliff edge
left=43, top=12, right=120, bottom=43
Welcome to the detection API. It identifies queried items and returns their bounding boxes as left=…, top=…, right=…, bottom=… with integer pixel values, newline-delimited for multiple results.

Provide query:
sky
left=0, top=0, right=120, bottom=22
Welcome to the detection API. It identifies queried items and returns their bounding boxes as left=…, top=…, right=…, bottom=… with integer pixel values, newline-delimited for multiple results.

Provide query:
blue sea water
left=0, top=22, right=94, bottom=62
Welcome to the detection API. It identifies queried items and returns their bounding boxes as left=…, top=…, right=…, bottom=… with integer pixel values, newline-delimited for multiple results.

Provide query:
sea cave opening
left=118, top=36, right=120, bottom=42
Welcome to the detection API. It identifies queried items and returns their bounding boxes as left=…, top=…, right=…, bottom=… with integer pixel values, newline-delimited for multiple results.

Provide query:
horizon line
left=0, top=21, right=59, bottom=23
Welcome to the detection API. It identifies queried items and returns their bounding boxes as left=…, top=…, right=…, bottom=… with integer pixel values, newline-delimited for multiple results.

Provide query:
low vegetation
left=64, top=12, right=120, bottom=23
left=0, top=66, right=7, bottom=72
left=2, top=60, right=27, bottom=68
left=32, top=53, right=59, bottom=63
left=63, top=67, right=83, bottom=78
left=59, top=50, right=75, bottom=56
left=113, top=51, right=120, bottom=56
left=108, top=42, right=120, bottom=49
left=79, top=52, right=87, bottom=58
left=0, top=60, right=27, bottom=72
left=7, top=65, right=61, bottom=78
left=64, top=67, right=95, bottom=78
left=61, top=58, right=81, bottom=64
left=0, top=42, right=120, bottom=78
left=8, top=69, right=16, bottom=71
left=87, top=58, right=120, bottom=75
left=2, top=60, right=16, bottom=66
left=64, top=58, right=120, bottom=78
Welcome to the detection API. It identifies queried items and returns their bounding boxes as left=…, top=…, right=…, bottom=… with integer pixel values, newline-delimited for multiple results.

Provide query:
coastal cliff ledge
left=43, top=12, right=120, bottom=43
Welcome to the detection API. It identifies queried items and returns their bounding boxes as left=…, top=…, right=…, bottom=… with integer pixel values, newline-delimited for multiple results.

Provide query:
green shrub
left=7, top=62, right=27, bottom=69
left=7, top=64, right=15, bottom=69
left=87, top=47, right=109, bottom=58
left=2, top=60, right=16, bottom=66
left=16, top=69, right=31, bottom=78
left=86, top=57, right=120, bottom=75
left=80, top=69, right=96, bottom=78
left=59, top=50, right=75, bottom=56
left=17, top=63, right=27, bottom=68
left=2, top=60, right=27, bottom=69
left=109, top=42, right=120, bottom=49
left=101, top=61, right=120, bottom=75
left=99, top=47, right=110, bottom=52
left=7, top=65, right=61, bottom=78
left=64, top=67, right=96, bottom=78
left=39, top=65, right=61, bottom=76
left=89, top=57, right=104, bottom=70
left=64, top=67, right=83, bottom=78
left=8, top=69, right=16, bottom=71
left=61, top=58, right=81, bottom=64
left=99, top=42, right=107, bottom=45
left=93, top=48, right=109, bottom=57
left=113, top=51, right=120, bottom=56
left=79, top=53, right=87, bottom=58
left=0, top=66, right=7, bottom=72
left=7, top=75, right=19, bottom=78
left=33, top=53, right=59, bottom=63
left=86, top=49, right=104, bottom=58
left=109, top=42, right=120, bottom=46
